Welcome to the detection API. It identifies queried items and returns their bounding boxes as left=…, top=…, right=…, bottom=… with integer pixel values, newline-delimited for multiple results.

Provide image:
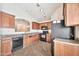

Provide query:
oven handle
left=12, top=37, right=22, bottom=40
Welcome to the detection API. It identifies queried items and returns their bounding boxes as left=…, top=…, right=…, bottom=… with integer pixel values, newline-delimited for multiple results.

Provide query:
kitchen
left=0, top=3, right=79, bottom=56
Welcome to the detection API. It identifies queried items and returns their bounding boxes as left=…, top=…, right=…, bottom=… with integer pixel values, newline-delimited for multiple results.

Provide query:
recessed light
left=53, top=21, right=56, bottom=23
left=36, top=3, right=40, bottom=7
left=40, top=9, right=43, bottom=12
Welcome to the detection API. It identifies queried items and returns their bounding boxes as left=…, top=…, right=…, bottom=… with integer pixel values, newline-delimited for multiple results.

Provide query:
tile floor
left=13, top=41, right=51, bottom=56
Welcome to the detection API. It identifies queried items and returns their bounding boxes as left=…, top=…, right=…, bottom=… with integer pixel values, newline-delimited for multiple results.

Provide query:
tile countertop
left=0, top=29, right=43, bottom=35
left=0, top=31, right=42, bottom=38
left=0, top=28, right=43, bottom=39
left=53, top=38, right=79, bottom=46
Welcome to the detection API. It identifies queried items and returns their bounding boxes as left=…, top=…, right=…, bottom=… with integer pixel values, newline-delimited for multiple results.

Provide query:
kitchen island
left=54, top=38, right=79, bottom=56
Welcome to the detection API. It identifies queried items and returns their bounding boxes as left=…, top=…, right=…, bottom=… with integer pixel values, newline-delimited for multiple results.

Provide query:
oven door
left=12, top=37, right=23, bottom=52
left=40, top=33, right=46, bottom=41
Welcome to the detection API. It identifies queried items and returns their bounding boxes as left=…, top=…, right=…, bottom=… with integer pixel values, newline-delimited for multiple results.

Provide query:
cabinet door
left=23, top=34, right=39, bottom=48
left=48, top=22, right=52, bottom=29
left=46, top=33, right=51, bottom=42
left=2, top=38, right=12, bottom=56
left=2, top=12, right=15, bottom=28
left=35, top=34, right=39, bottom=41
left=36, top=23, right=40, bottom=29
left=54, top=42, right=77, bottom=56
left=2, top=12, right=10, bottom=28
left=39, top=22, right=52, bottom=29
left=8, top=15, right=15, bottom=28
left=32, top=22, right=35, bottom=29
left=32, top=22, right=39, bottom=29
left=31, top=35, right=39, bottom=43
left=63, top=44, right=76, bottom=56
left=54, top=42, right=64, bottom=56
left=23, top=35, right=30, bottom=48
left=64, top=3, right=79, bottom=26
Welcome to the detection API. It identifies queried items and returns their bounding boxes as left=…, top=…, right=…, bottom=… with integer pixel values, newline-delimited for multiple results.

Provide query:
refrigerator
left=51, top=20, right=74, bottom=40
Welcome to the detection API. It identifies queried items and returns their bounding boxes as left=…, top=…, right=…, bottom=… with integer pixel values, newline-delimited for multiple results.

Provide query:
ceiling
left=16, top=3, right=63, bottom=22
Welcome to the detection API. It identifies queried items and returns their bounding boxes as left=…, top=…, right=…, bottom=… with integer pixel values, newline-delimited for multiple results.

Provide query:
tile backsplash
left=75, top=26, right=79, bottom=39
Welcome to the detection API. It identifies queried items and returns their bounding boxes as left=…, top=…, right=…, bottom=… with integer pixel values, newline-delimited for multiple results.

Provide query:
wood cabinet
left=39, top=22, right=52, bottom=29
left=0, top=40, right=1, bottom=56
left=46, top=33, right=51, bottom=43
left=62, top=43, right=75, bottom=56
left=75, top=46, right=79, bottom=55
left=32, top=22, right=52, bottom=30
left=23, top=35, right=29, bottom=48
left=2, top=38, right=12, bottom=56
left=0, top=12, right=15, bottom=28
left=64, top=3, right=79, bottom=26
left=32, top=34, right=39, bottom=42
left=23, top=34, right=39, bottom=48
left=54, top=42, right=79, bottom=56
left=32, top=22, right=40, bottom=29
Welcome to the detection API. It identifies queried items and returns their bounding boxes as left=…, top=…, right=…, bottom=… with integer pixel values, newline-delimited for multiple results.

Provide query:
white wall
left=51, top=4, right=63, bottom=21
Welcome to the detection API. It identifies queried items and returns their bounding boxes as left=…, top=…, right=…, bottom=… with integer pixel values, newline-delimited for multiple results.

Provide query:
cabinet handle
left=29, top=35, right=32, bottom=37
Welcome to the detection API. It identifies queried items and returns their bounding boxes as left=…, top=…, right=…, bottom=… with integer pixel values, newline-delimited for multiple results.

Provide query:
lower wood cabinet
left=75, top=46, right=79, bottom=55
left=0, top=40, right=1, bottom=56
left=31, top=34, right=39, bottom=43
left=63, top=44, right=76, bottom=56
left=23, top=35, right=29, bottom=48
left=54, top=42, right=64, bottom=56
left=54, top=42, right=79, bottom=56
left=2, top=38, right=12, bottom=56
left=23, top=34, right=39, bottom=48
left=46, top=33, right=51, bottom=42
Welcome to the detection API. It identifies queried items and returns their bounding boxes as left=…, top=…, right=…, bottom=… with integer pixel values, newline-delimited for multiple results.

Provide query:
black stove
left=40, top=26, right=48, bottom=42
left=12, top=36, right=23, bottom=52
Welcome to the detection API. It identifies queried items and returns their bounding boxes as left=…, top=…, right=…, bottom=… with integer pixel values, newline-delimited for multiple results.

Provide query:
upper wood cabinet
left=39, top=22, right=52, bottom=29
left=32, top=22, right=52, bottom=30
left=32, top=22, right=40, bottom=29
left=0, top=12, right=15, bottom=28
left=64, top=3, right=79, bottom=26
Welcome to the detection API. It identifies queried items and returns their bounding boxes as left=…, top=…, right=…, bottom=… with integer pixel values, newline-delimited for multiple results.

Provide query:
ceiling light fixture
left=40, top=9, right=43, bottom=12
left=36, top=3, right=40, bottom=7
left=36, top=3, right=46, bottom=18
